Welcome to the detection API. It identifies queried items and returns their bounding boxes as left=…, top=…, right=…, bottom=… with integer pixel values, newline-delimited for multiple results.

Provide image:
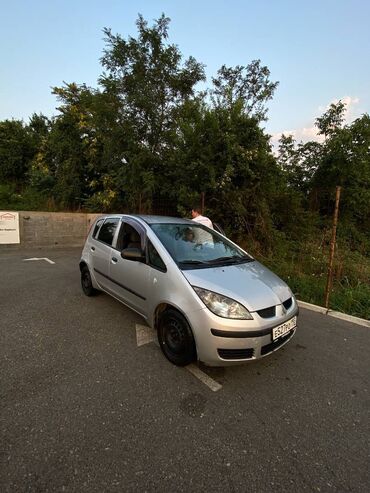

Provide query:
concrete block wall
left=0, top=211, right=103, bottom=249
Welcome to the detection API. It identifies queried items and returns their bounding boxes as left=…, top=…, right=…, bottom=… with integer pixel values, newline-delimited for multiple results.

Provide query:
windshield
left=150, top=223, right=254, bottom=269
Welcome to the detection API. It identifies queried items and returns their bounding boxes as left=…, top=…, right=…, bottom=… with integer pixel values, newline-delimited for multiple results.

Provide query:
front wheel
left=158, top=309, right=196, bottom=366
left=81, top=266, right=99, bottom=297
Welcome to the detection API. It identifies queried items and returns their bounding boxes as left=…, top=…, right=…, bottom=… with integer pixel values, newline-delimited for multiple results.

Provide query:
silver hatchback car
left=80, top=215, right=298, bottom=366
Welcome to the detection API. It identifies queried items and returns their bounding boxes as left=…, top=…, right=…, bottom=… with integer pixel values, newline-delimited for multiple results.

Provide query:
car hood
left=182, top=260, right=291, bottom=312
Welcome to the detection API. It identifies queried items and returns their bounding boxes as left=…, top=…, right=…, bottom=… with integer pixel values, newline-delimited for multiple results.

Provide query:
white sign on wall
left=0, top=211, right=20, bottom=244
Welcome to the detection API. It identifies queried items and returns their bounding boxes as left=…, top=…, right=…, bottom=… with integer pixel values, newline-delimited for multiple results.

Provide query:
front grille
left=260, top=329, right=294, bottom=355
left=217, top=348, right=254, bottom=360
left=257, top=306, right=276, bottom=318
left=283, top=297, right=293, bottom=310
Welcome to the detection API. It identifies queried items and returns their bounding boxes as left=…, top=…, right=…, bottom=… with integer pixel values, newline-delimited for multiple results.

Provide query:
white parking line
left=135, top=324, right=222, bottom=391
left=23, top=257, right=55, bottom=264
left=186, top=364, right=222, bottom=392
left=135, top=324, right=156, bottom=347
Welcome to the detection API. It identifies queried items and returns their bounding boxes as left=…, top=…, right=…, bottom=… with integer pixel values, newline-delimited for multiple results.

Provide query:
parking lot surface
left=1, top=248, right=369, bottom=492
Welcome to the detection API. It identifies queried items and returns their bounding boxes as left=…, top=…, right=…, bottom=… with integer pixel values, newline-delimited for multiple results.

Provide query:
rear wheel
left=158, top=309, right=196, bottom=366
left=81, top=266, right=99, bottom=297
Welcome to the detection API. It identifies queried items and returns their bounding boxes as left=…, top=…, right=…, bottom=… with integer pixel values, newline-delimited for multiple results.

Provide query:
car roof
left=100, top=214, right=194, bottom=226
left=136, top=215, right=194, bottom=225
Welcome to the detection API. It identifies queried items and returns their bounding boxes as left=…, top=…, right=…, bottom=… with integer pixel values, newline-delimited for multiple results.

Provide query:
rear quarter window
left=92, top=219, right=104, bottom=239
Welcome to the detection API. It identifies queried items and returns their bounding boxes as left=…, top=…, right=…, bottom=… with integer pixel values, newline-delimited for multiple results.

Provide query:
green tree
left=312, top=113, right=370, bottom=235
left=211, top=60, right=278, bottom=121
left=29, top=84, right=99, bottom=209
left=276, top=102, right=370, bottom=246
left=316, top=100, right=346, bottom=137
left=278, top=134, right=322, bottom=194
left=28, top=113, right=50, bottom=144
left=165, top=94, right=281, bottom=246
left=99, top=13, right=205, bottom=207
left=0, top=120, right=34, bottom=184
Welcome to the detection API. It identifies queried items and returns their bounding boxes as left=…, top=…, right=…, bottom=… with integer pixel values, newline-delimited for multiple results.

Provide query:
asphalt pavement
left=1, top=248, right=369, bottom=492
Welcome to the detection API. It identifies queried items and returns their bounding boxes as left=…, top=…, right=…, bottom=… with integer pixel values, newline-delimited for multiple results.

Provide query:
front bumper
left=190, top=299, right=299, bottom=366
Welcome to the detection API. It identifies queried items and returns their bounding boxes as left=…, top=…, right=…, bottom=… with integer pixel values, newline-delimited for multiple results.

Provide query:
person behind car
left=191, top=205, right=213, bottom=229
left=190, top=205, right=213, bottom=245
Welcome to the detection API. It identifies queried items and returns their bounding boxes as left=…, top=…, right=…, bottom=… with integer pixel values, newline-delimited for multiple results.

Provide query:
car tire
left=158, top=309, right=196, bottom=366
left=81, top=266, right=99, bottom=297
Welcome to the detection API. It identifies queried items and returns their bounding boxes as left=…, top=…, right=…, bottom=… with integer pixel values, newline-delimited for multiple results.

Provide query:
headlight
left=193, top=287, right=253, bottom=320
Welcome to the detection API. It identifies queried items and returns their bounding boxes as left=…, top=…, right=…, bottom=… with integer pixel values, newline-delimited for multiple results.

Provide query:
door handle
left=91, top=246, right=95, bottom=251
left=111, top=257, right=118, bottom=264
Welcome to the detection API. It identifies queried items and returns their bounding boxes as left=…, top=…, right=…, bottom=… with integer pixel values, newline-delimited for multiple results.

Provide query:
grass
left=245, top=237, right=370, bottom=321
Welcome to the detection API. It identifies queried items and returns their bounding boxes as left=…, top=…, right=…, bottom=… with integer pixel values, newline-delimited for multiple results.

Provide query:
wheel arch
left=155, top=303, right=198, bottom=365
left=153, top=302, right=195, bottom=339
left=153, top=302, right=198, bottom=351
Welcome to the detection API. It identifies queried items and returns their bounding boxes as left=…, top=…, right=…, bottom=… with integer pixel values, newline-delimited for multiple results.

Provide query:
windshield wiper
left=179, top=260, right=207, bottom=265
left=208, top=256, right=235, bottom=263
left=179, top=257, right=253, bottom=268
left=207, top=256, right=253, bottom=264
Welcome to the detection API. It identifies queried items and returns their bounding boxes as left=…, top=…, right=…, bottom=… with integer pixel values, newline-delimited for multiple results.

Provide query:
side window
left=92, top=219, right=104, bottom=239
left=148, top=240, right=166, bottom=272
left=97, top=218, right=119, bottom=246
left=117, top=222, right=144, bottom=251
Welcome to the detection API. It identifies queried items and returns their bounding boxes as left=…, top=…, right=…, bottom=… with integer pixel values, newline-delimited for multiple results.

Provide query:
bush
left=0, top=183, right=52, bottom=211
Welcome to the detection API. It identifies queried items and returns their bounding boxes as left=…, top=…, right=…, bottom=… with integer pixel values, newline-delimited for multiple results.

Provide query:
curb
left=297, top=300, right=370, bottom=328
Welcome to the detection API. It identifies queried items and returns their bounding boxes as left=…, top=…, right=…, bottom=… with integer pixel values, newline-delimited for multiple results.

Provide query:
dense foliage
left=0, top=14, right=369, bottom=317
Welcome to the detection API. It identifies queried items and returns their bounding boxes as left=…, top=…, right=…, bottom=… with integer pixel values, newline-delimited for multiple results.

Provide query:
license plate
left=272, top=316, right=297, bottom=341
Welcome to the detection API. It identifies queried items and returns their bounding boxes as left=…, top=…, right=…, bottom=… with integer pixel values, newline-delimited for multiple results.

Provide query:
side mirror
left=121, top=247, right=145, bottom=262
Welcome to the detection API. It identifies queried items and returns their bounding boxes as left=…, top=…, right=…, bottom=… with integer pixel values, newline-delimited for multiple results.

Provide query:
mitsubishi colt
left=80, top=215, right=298, bottom=366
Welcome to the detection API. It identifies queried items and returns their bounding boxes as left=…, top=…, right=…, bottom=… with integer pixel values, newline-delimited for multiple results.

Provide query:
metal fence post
left=324, top=186, right=342, bottom=310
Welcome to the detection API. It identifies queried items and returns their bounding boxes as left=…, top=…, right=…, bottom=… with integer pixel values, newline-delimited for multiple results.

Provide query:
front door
left=108, top=219, right=150, bottom=318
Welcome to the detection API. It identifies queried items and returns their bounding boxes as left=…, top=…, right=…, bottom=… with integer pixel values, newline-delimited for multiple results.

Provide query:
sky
left=1, top=0, right=369, bottom=145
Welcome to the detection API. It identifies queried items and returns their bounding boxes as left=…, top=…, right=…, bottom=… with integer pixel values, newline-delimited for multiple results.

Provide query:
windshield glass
left=150, top=223, right=253, bottom=269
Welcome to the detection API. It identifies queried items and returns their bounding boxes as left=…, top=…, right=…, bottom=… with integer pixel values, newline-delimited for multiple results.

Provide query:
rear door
left=91, top=217, right=120, bottom=291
